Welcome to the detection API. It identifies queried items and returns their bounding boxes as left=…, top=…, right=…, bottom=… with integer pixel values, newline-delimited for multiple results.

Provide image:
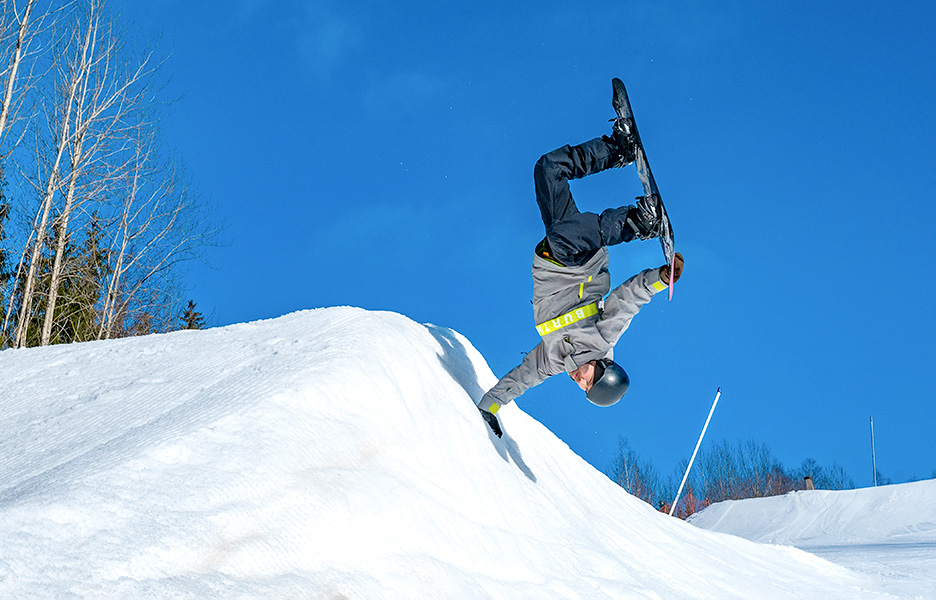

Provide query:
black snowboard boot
left=610, top=117, right=637, bottom=168
left=626, top=195, right=663, bottom=240
left=610, top=79, right=637, bottom=167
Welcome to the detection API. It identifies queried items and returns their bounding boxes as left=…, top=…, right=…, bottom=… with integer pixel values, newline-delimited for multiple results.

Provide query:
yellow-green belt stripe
left=535, top=302, right=599, bottom=337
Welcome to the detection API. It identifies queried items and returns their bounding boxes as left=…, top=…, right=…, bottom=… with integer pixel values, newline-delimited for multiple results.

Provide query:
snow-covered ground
left=689, top=480, right=936, bottom=599
left=0, top=307, right=929, bottom=598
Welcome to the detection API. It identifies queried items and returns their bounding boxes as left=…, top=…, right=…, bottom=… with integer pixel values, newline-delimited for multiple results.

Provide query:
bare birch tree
left=97, top=135, right=208, bottom=340
left=2, top=0, right=214, bottom=347
left=10, top=3, right=90, bottom=347
left=0, top=0, right=48, bottom=153
left=0, top=0, right=34, bottom=148
left=40, top=0, right=158, bottom=345
left=0, top=0, right=58, bottom=344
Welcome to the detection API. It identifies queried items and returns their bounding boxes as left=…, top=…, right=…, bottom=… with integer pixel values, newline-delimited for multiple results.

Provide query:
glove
left=480, top=408, right=503, bottom=438
left=660, top=252, right=684, bottom=284
left=477, top=394, right=503, bottom=437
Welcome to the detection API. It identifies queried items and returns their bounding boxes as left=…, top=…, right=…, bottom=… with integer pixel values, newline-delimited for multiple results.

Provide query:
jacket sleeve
left=596, top=267, right=667, bottom=346
left=478, top=341, right=564, bottom=412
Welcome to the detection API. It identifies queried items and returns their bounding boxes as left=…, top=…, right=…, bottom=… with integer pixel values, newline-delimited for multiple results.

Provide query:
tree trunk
left=0, top=0, right=35, bottom=146
left=13, top=128, right=72, bottom=347
left=13, top=5, right=93, bottom=347
left=40, top=131, right=85, bottom=345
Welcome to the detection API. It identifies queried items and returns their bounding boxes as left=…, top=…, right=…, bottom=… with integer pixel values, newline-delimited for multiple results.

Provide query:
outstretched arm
left=597, top=254, right=683, bottom=345
left=478, top=342, right=563, bottom=414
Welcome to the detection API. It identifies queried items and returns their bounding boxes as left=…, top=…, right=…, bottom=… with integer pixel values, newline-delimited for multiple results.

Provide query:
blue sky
left=117, top=0, right=935, bottom=488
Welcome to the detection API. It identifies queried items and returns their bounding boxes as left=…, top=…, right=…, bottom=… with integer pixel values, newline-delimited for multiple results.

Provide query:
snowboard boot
left=626, top=194, right=663, bottom=241
left=609, top=117, right=637, bottom=168
left=610, top=78, right=637, bottom=168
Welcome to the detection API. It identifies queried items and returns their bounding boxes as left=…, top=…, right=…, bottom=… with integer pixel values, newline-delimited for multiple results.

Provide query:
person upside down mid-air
left=477, top=80, right=685, bottom=437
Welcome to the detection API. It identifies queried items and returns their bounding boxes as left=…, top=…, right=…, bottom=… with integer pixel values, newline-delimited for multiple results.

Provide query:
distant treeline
left=607, top=438, right=855, bottom=519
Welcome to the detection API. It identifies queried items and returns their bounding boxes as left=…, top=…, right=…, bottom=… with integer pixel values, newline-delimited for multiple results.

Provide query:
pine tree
left=5, top=215, right=112, bottom=346
left=180, top=300, right=205, bottom=330
left=58, top=215, right=110, bottom=343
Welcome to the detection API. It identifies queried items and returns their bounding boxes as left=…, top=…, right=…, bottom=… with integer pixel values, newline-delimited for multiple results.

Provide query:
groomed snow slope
left=689, top=480, right=936, bottom=598
left=0, top=307, right=891, bottom=598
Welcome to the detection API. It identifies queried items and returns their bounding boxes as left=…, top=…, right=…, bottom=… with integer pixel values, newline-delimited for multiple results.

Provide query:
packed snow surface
left=0, top=307, right=927, bottom=598
left=689, top=480, right=936, bottom=598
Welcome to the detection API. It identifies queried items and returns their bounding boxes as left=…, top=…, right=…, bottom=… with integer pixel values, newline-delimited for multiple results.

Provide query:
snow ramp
left=0, top=307, right=889, bottom=598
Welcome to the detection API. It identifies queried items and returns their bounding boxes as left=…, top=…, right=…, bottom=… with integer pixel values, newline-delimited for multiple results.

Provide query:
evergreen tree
left=6, top=216, right=111, bottom=346
left=180, top=300, right=205, bottom=330
left=57, top=215, right=110, bottom=343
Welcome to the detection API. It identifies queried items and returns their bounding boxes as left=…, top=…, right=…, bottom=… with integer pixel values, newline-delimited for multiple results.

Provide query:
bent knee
left=534, top=147, right=569, bottom=180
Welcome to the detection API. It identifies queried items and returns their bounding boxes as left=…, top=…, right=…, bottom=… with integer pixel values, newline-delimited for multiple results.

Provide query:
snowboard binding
left=629, top=194, right=664, bottom=241
left=610, top=116, right=637, bottom=167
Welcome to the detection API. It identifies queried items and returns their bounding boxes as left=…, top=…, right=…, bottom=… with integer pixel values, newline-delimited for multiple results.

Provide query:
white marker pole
left=669, top=387, right=721, bottom=517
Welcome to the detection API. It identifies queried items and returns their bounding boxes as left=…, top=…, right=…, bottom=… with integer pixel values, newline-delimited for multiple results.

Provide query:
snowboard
left=611, top=78, right=677, bottom=300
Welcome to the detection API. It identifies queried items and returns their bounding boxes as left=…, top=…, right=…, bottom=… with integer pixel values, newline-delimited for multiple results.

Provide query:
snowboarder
left=477, top=80, right=684, bottom=437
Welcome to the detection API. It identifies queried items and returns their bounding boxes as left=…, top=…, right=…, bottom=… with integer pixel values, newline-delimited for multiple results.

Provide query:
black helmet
left=586, top=359, right=629, bottom=407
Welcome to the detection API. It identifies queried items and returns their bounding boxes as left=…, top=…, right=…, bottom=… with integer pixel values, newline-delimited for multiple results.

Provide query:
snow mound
left=0, top=307, right=890, bottom=598
left=688, top=480, right=936, bottom=547
left=689, top=481, right=936, bottom=598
